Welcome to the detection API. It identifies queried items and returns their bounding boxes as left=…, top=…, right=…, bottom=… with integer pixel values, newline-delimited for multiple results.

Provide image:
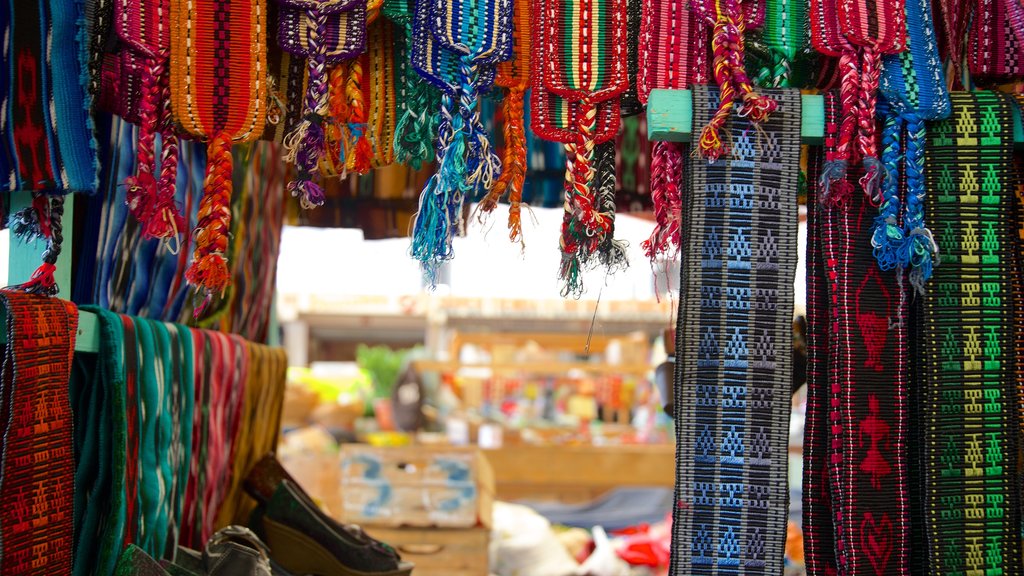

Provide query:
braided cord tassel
left=728, top=8, right=777, bottom=122
left=642, top=140, right=683, bottom=260
left=901, top=112, right=938, bottom=293
left=283, top=8, right=329, bottom=209
left=698, top=7, right=738, bottom=159
left=820, top=49, right=859, bottom=205
left=10, top=195, right=64, bottom=296
left=857, top=47, right=885, bottom=203
left=186, top=133, right=234, bottom=317
left=411, top=92, right=462, bottom=281
left=568, top=99, right=607, bottom=242
left=595, top=141, right=628, bottom=271
left=559, top=145, right=585, bottom=297
left=345, top=57, right=373, bottom=175
left=151, top=61, right=184, bottom=245
left=124, top=51, right=165, bottom=231
left=871, top=113, right=904, bottom=270
left=325, top=65, right=350, bottom=176
left=459, top=56, right=501, bottom=196
left=479, top=86, right=527, bottom=243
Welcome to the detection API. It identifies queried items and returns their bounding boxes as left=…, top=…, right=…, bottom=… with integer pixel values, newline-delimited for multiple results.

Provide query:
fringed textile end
left=285, top=8, right=330, bottom=207
left=860, top=155, right=886, bottom=205
left=186, top=132, right=234, bottom=318
left=904, top=227, right=938, bottom=295
left=345, top=58, right=373, bottom=175
left=124, top=51, right=166, bottom=233
left=871, top=115, right=902, bottom=271
left=459, top=57, right=501, bottom=195
left=642, top=141, right=683, bottom=261
left=9, top=195, right=64, bottom=297
left=559, top=151, right=587, bottom=297
left=595, top=141, right=628, bottom=274
left=325, top=65, right=351, bottom=176
left=479, top=88, right=527, bottom=226
left=9, top=193, right=51, bottom=243
left=819, top=160, right=853, bottom=207
left=411, top=94, right=462, bottom=285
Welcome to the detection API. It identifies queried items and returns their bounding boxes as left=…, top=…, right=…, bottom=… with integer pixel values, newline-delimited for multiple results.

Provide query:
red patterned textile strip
left=0, top=292, right=78, bottom=575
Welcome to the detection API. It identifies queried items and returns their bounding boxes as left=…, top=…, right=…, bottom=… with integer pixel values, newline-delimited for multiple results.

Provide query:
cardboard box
left=339, top=445, right=494, bottom=528
left=366, top=527, right=490, bottom=576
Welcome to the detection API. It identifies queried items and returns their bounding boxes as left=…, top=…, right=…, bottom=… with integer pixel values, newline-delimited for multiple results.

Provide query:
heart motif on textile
left=860, top=512, right=893, bottom=575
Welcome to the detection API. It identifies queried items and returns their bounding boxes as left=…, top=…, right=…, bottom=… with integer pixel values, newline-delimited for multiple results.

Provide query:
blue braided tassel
left=871, top=115, right=904, bottom=271
left=459, top=56, right=501, bottom=196
left=901, top=113, right=938, bottom=294
left=411, top=93, right=464, bottom=283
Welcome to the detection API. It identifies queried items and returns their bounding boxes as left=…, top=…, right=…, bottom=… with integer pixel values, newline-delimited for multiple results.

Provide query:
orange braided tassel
left=345, top=57, right=372, bottom=175
left=186, top=132, right=233, bottom=317
left=479, top=88, right=528, bottom=242
left=323, top=65, right=351, bottom=176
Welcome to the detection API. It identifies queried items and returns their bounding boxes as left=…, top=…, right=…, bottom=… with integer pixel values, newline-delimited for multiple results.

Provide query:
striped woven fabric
left=934, top=0, right=972, bottom=83
left=968, top=0, right=1024, bottom=80
left=670, top=85, right=799, bottom=576
left=0, top=292, right=78, bottom=574
left=801, top=100, right=838, bottom=576
left=0, top=0, right=99, bottom=194
left=755, top=0, right=808, bottom=87
left=921, top=91, right=1022, bottom=576
left=367, top=20, right=397, bottom=168
left=277, top=4, right=367, bottom=63
left=619, top=0, right=643, bottom=116
left=820, top=110, right=912, bottom=576
left=169, top=0, right=267, bottom=315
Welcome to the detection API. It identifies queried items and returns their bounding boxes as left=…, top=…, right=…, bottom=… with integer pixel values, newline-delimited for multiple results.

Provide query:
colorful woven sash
left=367, top=21, right=397, bottom=168
left=0, top=291, right=78, bottom=574
left=71, top=307, right=130, bottom=576
left=968, top=0, right=1024, bottom=80
left=478, top=0, right=531, bottom=242
left=620, top=0, right=643, bottom=116
left=278, top=0, right=367, bottom=202
left=385, top=0, right=441, bottom=170
left=670, top=85, right=799, bottom=575
left=0, top=0, right=98, bottom=194
left=821, top=112, right=912, bottom=576
left=753, top=0, right=808, bottom=87
left=408, top=0, right=510, bottom=278
left=935, top=0, right=972, bottom=84
left=636, top=0, right=694, bottom=262
left=801, top=120, right=839, bottom=576
left=920, top=91, right=1021, bottom=576
left=213, top=342, right=287, bottom=527
left=117, top=0, right=186, bottom=244
left=169, top=0, right=267, bottom=316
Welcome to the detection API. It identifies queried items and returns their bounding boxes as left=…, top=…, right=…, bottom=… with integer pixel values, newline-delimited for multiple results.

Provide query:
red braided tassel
left=148, top=56, right=185, bottom=244
left=186, top=132, right=234, bottom=317
left=346, top=57, right=372, bottom=175
left=856, top=47, right=885, bottom=203
left=642, top=140, right=683, bottom=260
left=124, top=52, right=164, bottom=228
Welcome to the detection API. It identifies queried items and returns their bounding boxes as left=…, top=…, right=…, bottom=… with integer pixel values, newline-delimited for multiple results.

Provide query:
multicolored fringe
left=8, top=193, right=67, bottom=296
left=876, top=0, right=949, bottom=292
left=169, top=0, right=267, bottom=317
left=0, top=291, right=78, bottom=575
left=920, top=91, right=1021, bottom=576
left=0, top=0, right=99, bottom=194
left=670, top=85, right=799, bottom=575
left=384, top=0, right=440, bottom=170
left=117, top=0, right=185, bottom=243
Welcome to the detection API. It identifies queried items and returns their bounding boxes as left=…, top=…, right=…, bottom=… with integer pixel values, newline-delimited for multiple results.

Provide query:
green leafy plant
left=355, top=345, right=410, bottom=400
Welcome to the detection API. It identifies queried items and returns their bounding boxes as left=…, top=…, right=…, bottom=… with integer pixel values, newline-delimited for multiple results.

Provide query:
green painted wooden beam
left=647, top=89, right=824, bottom=144
left=648, top=88, right=1024, bottom=146
left=3, top=191, right=100, bottom=353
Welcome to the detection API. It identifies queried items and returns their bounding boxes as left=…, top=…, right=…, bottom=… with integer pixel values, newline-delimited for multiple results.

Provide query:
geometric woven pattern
left=920, top=90, right=1022, bottom=576
left=671, top=85, right=800, bottom=576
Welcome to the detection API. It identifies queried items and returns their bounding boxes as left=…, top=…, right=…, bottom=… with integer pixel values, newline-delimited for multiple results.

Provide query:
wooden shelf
left=413, top=359, right=651, bottom=375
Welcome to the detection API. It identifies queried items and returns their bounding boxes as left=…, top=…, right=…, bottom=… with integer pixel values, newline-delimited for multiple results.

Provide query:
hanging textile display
left=384, top=0, right=441, bottom=170
left=366, top=21, right=397, bottom=168
left=670, top=85, right=799, bottom=575
left=875, top=0, right=948, bottom=291
left=822, top=101, right=912, bottom=576
left=117, top=0, right=186, bottom=243
left=920, top=91, right=1022, bottom=576
left=532, top=0, right=629, bottom=294
left=636, top=0, right=694, bottom=261
left=478, top=0, right=531, bottom=242
left=277, top=0, right=367, bottom=205
left=0, top=291, right=79, bottom=575
left=0, top=0, right=99, bottom=195
left=619, top=0, right=644, bottom=116
left=169, top=0, right=267, bottom=316
left=409, top=0, right=511, bottom=277
left=801, top=123, right=837, bottom=576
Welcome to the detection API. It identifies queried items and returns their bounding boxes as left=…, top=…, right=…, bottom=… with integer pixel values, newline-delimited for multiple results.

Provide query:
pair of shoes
left=245, top=455, right=414, bottom=576
left=163, top=525, right=275, bottom=576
